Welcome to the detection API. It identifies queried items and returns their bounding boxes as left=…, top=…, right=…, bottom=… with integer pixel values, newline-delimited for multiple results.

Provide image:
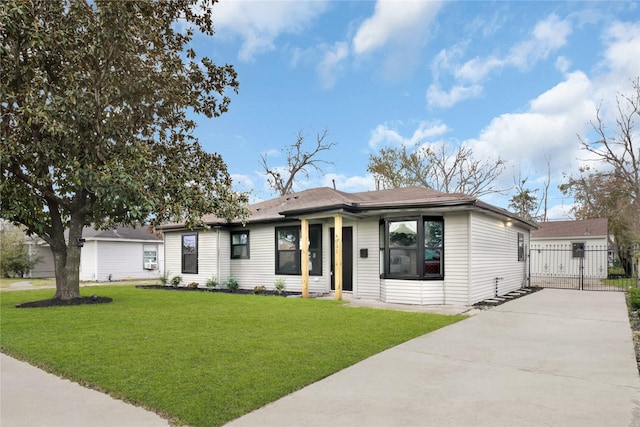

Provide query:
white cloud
left=212, top=1, right=328, bottom=61
left=593, top=21, right=640, bottom=101
left=426, top=83, right=483, bottom=108
left=529, top=71, right=592, bottom=115
left=317, top=42, right=349, bottom=89
left=467, top=71, right=598, bottom=202
left=455, top=56, right=504, bottom=83
left=352, top=0, right=443, bottom=56
left=368, top=121, right=448, bottom=150
left=432, top=13, right=572, bottom=109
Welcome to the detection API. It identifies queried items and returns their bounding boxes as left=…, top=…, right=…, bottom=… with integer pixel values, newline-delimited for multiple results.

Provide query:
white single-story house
left=530, top=218, right=609, bottom=279
left=28, top=226, right=164, bottom=281
left=161, top=187, right=536, bottom=306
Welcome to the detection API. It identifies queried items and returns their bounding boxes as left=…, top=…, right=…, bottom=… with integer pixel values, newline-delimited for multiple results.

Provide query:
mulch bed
left=16, top=295, right=113, bottom=308
left=135, top=284, right=302, bottom=297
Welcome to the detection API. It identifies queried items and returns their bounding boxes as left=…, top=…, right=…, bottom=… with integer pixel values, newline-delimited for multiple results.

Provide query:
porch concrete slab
left=225, top=289, right=640, bottom=427
left=0, top=354, right=170, bottom=427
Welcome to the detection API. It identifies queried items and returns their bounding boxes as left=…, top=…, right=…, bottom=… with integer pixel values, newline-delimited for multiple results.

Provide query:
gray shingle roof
left=184, top=186, right=535, bottom=230
left=81, top=225, right=161, bottom=241
left=531, top=218, right=608, bottom=239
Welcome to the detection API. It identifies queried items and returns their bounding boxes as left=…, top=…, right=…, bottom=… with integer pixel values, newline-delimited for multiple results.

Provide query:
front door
left=330, top=226, right=353, bottom=292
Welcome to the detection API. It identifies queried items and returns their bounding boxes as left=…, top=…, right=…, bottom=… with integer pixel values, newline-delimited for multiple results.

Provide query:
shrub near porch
left=0, top=286, right=466, bottom=427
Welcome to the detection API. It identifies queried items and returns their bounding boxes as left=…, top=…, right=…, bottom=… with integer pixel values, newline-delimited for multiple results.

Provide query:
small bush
left=225, top=277, right=239, bottom=293
left=187, top=282, right=199, bottom=289
left=254, top=285, right=266, bottom=295
left=274, top=278, right=286, bottom=295
left=157, top=270, right=171, bottom=286
left=206, top=276, right=218, bottom=288
left=170, top=276, right=183, bottom=287
left=629, top=287, right=640, bottom=310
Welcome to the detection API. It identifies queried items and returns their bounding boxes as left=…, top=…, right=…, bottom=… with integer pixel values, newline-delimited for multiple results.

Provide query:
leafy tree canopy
left=0, top=0, right=248, bottom=299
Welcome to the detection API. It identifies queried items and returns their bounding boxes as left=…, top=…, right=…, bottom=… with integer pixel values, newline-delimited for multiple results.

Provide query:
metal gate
left=529, top=244, right=635, bottom=292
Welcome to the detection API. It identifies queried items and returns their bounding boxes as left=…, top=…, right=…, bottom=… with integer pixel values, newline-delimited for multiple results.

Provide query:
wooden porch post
left=301, top=218, right=309, bottom=298
left=334, top=214, right=343, bottom=301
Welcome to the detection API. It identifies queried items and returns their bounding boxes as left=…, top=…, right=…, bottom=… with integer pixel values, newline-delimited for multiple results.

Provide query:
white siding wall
left=443, top=212, right=470, bottom=305
left=230, top=224, right=277, bottom=290
left=354, top=219, right=381, bottom=300
left=79, top=241, right=98, bottom=281
left=228, top=222, right=331, bottom=293
left=469, top=213, right=529, bottom=304
left=82, top=241, right=162, bottom=282
left=164, top=223, right=333, bottom=293
left=530, top=237, right=608, bottom=278
left=28, top=245, right=55, bottom=278
left=163, top=229, right=224, bottom=286
left=164, top=232, right=182, bottom=281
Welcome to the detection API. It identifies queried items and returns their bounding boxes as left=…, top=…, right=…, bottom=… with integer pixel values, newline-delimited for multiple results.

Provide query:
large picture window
left=231, top=230, right=250, bottom=259
left=383, top=217, right=444, bottom=279
left=182, top=233, right=198, bottom=274
left=275, top=224, right=322, bottom=275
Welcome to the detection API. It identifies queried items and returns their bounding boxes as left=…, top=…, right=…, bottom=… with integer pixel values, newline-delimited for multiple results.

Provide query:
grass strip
left=1, top=285, right=465, bottom=426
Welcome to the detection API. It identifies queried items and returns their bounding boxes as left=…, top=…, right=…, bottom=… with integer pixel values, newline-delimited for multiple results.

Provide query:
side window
left=143, top=245, right=158, bottom=270
left=517, top=233, right=525, bottom=262
left=182, top=233, right=198, bottom=274
left=308, top=225, right=322, bottom=276
left=424, top=219, right=443, bottom=277
left=231, top=231, right=250, bottom=259
left=275, top=225, right=322, bottom=275
left=388, top=220, right=418, bottom=277
left=276, top=226, right=299, bottom=274
left=572, top=242, right=585, bottom=258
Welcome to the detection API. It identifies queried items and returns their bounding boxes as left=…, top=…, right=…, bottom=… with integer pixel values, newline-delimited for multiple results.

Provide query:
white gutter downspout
left=216, top=227, right=221, bottom=282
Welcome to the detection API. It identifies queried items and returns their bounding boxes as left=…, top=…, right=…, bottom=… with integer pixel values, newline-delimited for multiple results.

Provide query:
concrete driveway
left=226, top=289, right=640, bottom=427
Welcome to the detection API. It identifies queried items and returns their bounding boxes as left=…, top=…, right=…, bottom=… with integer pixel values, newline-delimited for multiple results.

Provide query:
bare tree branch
left=261, top=129, right=337, bottom=196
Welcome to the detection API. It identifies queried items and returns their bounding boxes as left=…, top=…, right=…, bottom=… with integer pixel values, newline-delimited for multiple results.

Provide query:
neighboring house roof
left=82, top=225, right=162, bottom=241
left=27, top=225, right=162, bottom=245
left=531, top=218, right=608, bottom=239
left=163, top=186, right=537, bottom=230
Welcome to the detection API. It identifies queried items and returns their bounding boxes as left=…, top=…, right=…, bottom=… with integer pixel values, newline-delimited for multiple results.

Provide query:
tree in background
left=0, top=222, right=41, bottom=278
left=367, top=143, right=505, bottom=197
left=509, top=183, right=539, bottom=221
left=367, top=145, right=433, bottom=189
left=0, top=0, right=249, bottom=301
left=560, top=78, right=639, bottom=275
left=261, top=129, right=337, bottom=196
left=508, top=158, right=552, bottom=221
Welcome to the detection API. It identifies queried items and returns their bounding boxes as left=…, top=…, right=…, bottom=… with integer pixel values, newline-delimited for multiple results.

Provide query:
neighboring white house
left=28, top=226, right=163, bottom=281
left=530, top=218, right=609, bottom=280
left=161, top=187, right=536, bottom=306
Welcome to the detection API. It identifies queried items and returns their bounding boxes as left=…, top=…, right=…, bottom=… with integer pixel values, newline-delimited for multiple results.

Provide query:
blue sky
left=189, top=1, right=640, bottom=219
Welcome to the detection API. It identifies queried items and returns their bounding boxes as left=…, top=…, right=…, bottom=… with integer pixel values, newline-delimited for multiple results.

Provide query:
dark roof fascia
left=277, top=203, right=361, bottom=218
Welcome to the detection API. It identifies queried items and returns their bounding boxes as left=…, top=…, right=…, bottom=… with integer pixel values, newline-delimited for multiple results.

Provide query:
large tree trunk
left=50, top=217, right=84, bottom=300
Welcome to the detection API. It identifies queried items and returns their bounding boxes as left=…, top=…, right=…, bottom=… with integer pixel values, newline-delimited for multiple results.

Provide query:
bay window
left=382, top=217, right=444, bottom=279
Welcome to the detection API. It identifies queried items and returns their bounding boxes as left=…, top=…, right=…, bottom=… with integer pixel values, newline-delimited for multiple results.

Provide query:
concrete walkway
left=0, top=354, right=170, bottom=427
left=225, top=289, right=640, bottom=427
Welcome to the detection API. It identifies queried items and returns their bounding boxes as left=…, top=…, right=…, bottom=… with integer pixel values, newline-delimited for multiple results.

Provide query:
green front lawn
left=0, top=286, right=465, bottom=426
